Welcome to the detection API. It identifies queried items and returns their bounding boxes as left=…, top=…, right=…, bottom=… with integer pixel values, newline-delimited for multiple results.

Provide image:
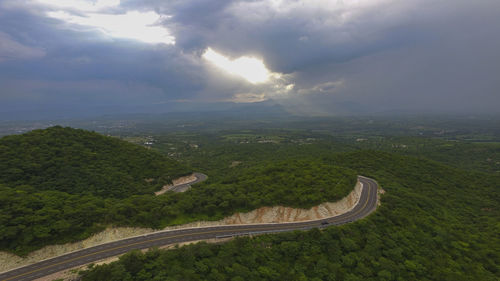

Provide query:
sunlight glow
left=47, top=10, right=174, bottom=44
left=202, top=48, right=270, bottom=84
left=36, top=0, right=120, bottom=12
left=37, top=0, right=174, bottom=44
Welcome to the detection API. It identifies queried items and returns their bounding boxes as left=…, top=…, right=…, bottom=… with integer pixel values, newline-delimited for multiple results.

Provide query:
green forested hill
left=0, top=128, right=357, bottom=255
left=80, top=151, right=500, bottom=281
left=0, top=160, right=356, bottom=255
left=0, top=126, right=191, bottom=198
left=2, top=126, right=499, bottom=281
left=216, top=160, right=356, bottom=209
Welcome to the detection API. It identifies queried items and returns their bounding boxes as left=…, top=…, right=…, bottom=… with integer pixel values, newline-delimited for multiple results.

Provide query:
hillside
left=80, top=151, right=500, bottom=281
left=0, top=126, right=192, bottom=198
left=0, top=127, right=193, bottom=254
left=0, top=160, right=357, bottom=256
left=0, top=128, right=358, bottom=256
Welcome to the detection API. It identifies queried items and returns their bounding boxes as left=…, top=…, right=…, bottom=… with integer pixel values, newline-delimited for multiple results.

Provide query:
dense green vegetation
left=210, top=160, right=356, bottom=209
left=0, top=128, right=356, bottom=255
left=0, top=127, right=191, bottom=254
left=0, top=185, right=107, bottom=253
left=0, top=159, right=355, bottom=255
left=151, top=130, right=499, bottom=175
left=80, top=151, right=500, bottom=281
left=2, top=123, right=499, bottom=280
left=349, top=136, right=500, bottom=174
left=0, top=126, right=191, bottom=198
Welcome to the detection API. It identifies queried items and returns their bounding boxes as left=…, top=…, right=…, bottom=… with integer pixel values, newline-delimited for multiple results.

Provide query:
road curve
left=0, top=176, right=379, bottom=281
left=156, top=172, right=208, bottom=194
left=168, top=172, right=208, bottom=192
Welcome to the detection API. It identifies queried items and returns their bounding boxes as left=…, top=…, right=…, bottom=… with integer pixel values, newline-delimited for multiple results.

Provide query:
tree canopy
left=80, top=151, right=500, bottom=281
left=0, top=126, right=191, bottom=198
left=0, top=127, right=356, bottom=255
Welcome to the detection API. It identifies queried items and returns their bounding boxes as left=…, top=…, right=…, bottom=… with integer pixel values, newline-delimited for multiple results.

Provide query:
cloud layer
left=0, top=31, right=45, bottom=62
left=0, top=0, right=499, bottom=118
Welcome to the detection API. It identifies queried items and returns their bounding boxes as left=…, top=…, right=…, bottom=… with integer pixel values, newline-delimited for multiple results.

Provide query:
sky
left=0, top=0, right=499, bottom=119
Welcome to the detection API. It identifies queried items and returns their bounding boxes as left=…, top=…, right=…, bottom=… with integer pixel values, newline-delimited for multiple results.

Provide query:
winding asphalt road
left=0, top=175, right=379, bottom=281
left=168, top=172, right=208, bottom=192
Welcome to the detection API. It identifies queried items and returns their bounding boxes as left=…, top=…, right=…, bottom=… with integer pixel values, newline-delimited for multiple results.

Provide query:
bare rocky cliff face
left=227, top=180, right=362, bottom=223
left=176, top=180, right=363, bottom=226
left=1, top=180, right=367, bottom=273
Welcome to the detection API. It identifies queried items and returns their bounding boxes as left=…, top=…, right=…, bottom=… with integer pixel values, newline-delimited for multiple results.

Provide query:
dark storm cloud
left=281, top=0, right=500, bottom=114
left=0, top=0, right=207, bottom=117
left=0, top=0, right=499, bottom=118
left=132, top=0, right=426, bottom=73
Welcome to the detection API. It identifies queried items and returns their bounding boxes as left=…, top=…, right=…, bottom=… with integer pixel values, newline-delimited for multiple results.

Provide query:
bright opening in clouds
left=36, top=0, right=120, bottom=12
left=38, top=0, right=174, bottom=44
left=203, top=48, right=271, bottom=84
left=47, top=11, right=174, bottom=44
